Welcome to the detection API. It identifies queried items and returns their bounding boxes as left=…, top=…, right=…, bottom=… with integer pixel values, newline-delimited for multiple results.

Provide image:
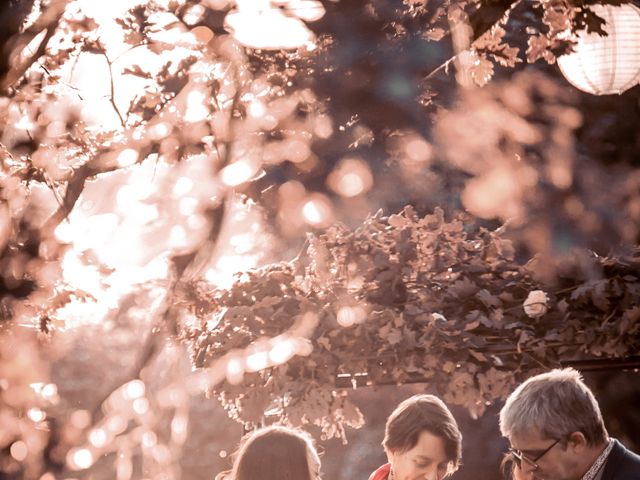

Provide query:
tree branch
left=424, top=0, right=523, bottom=81
left=85, top=57, right=245, bottom=424
left=0, top=0, right=70, bottom=93
left=97, top=45, right=126, bottom=128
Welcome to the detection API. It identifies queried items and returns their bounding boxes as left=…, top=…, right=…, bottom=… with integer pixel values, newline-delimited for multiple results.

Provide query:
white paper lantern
left=557, top=2, right=640, bottom=95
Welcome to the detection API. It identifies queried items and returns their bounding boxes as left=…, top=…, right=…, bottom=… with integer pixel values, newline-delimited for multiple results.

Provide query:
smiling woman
left=369, top=394, right=462, bottom=480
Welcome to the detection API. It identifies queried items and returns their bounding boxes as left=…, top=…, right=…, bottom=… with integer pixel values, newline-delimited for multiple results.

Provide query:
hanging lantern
left=556, top=2, right=640, bottom=95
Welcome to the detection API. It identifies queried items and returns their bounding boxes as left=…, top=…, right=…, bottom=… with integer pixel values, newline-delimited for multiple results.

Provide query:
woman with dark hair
left=217, top=425, right=321, bottom=480
left=368, top=394, right=463, bottom=480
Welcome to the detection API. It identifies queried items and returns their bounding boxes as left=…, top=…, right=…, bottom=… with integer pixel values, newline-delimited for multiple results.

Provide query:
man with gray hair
left=499, top=368, right=640, bottom=480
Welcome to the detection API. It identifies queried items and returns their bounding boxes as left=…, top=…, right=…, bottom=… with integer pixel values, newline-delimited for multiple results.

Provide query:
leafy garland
left=180, top=207, right=640, bottom=441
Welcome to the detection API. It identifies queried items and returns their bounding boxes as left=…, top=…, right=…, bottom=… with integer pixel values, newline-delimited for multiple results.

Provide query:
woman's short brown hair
left=383, top=394, right=462, bottom=469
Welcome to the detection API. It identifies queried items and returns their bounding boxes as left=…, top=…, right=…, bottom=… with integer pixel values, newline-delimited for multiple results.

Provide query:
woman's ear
left=567, top=432, right=588, bottom=452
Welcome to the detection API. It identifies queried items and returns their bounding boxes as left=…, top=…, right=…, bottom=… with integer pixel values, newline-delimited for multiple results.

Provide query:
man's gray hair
left=499, top=368, right=608, bottom=446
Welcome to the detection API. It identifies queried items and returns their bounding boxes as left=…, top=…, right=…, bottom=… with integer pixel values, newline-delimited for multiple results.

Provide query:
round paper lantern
left=557, top=2, right=640, bottom=95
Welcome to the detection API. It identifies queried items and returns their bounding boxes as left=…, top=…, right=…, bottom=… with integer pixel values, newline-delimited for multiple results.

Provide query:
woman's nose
left=422, top=467, right=443, bottom=480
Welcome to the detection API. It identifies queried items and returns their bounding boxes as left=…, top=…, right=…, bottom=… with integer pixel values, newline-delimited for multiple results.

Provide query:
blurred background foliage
left=0, top=0, right=639, bottom=478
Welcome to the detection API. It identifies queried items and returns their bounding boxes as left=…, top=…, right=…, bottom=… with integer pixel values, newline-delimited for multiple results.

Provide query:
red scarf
left=368, top=463, right=391, bottom=480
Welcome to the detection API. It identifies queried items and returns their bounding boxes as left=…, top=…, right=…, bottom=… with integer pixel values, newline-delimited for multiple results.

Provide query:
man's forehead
left=509, top=428, right=548, bottom=449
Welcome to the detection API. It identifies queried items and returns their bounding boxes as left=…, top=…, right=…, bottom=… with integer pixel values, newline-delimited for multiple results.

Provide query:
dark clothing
left=602, top=439, right=640, bottom=480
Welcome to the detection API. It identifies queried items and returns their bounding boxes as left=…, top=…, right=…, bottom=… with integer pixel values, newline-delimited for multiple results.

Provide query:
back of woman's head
left=231, top=426, right=320, bottom=480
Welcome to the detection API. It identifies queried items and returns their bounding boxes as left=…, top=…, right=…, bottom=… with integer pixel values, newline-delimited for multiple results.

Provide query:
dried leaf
left=470, top=54, right=494, bottom=87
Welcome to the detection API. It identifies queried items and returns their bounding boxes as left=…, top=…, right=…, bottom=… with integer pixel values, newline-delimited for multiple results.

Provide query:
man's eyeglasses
left=509, top=438, right=561, bottom=471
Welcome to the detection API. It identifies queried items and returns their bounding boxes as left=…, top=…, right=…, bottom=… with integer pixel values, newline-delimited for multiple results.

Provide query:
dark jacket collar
left=601, top=438, right=640, bottom=480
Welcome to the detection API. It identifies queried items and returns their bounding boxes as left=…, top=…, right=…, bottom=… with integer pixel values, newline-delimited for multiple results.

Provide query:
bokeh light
left=10, top=441, right=28, bottom=462
left=67, top=448, right=94, bottom=470
left=302, top=194, right=334, bottom=227
left=327, top=158, right=374, bottom=198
